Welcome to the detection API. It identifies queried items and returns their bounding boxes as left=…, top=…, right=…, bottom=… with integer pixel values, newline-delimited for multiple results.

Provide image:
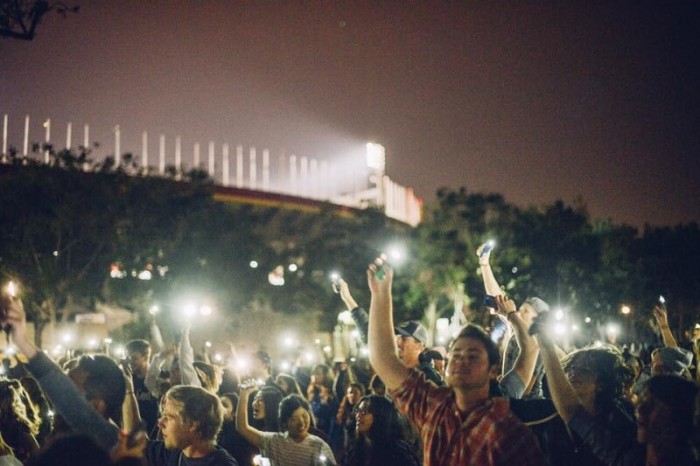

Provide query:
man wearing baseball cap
left=395, top=320, right=444, bottom=386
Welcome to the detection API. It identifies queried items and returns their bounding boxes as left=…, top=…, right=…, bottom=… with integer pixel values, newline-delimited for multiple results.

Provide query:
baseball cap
left=524, top=297, right=550, bottom=315
left=395, top=321, right=428, bottom=345
left=655, top=347, right=693, bottom=376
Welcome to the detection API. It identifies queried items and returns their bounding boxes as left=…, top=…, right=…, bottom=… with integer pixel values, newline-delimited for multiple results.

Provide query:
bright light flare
left=6, top=281, right=17, bottom=297
left=366, top=142, right=385, bottom=171
left=621, top=305, right=631, bottom=315
left=554, top=309, right=564, bottom=321
left=606, top=323, right=620, bottom=337
left=234, top=357, right=249, bottom=372
left=200, top=306, right=212, bottom=316
left=114, top=345, right=126, bottom=358
left=149, top=305, right=159, bottom=315
left=584, top=317, right=592, bottom=323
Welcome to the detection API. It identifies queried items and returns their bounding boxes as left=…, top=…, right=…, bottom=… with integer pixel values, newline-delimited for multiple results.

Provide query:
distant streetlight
left=621, top=305, right=631, bottom=315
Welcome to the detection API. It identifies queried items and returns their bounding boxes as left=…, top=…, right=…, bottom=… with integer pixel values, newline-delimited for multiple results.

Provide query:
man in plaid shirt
left=367, top=261, right=544, bottom=466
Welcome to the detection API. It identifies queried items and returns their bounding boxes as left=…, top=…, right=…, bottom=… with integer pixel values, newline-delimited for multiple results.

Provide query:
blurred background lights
left=288, top=263, right=298, bottom=272
left=554, top=309, right=564, bottom=321
left=584, top=317, right=592, bottom=323
left=621, top=305, right=631, bottom=315
left=200, top=306, right=212, bottom=316
left=249, top=260, right=259, bottom=269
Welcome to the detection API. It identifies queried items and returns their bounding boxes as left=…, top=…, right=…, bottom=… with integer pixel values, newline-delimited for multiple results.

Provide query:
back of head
left=77, top=354, right=126, bottom=423
left=451, top=324, right=500, bottom=368
left=646, top=375, right=698, bottom=438
left=165, top=385, right=223, bottom=443
left=276, top=373, right=303, bottom=396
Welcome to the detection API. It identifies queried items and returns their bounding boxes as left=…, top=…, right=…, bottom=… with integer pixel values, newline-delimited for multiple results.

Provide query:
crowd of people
left=1, top=242, right=700, bottom=465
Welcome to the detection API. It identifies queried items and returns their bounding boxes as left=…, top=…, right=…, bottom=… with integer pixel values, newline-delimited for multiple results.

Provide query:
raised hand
left=653, top=305, right=669, bottom=328
left=367, top=258, right=393, bottom=295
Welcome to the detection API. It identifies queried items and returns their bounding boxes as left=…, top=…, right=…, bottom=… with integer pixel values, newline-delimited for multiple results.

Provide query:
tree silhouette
left=0, top=0, right=78, bottom=41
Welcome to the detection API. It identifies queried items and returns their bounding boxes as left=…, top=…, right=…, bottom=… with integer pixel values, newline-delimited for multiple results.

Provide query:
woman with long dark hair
left=344, top=395, right=419, bottom=466
left=251, top=386, right=284, bottom=433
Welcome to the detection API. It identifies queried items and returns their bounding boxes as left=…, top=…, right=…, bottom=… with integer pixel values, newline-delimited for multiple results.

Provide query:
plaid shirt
left=390, top=369, right=544, bottom=466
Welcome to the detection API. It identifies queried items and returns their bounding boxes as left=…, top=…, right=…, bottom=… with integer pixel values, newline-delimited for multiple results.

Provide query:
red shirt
left=390, top=369, right=544, bottom=466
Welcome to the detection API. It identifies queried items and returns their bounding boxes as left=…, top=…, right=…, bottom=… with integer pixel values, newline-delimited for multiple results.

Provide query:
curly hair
left=562, top=345, right=633, bottom=410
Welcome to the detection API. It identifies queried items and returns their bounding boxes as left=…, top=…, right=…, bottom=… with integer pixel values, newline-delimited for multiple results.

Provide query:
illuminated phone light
left=6, top=281, right=17, bottom=297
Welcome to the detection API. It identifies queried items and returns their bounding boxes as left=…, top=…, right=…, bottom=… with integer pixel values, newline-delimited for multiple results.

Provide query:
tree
left=0, top=0, right=78, bottom=41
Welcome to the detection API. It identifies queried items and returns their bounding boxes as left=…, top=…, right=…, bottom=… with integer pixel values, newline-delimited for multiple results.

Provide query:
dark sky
left=1, top=1, right=698, bottom=227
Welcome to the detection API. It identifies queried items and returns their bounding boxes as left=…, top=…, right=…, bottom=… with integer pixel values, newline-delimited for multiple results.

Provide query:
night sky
left=1, top=1, right=698, bottom=228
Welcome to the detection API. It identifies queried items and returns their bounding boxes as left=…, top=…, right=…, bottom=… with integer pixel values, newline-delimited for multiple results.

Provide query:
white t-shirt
left=259, top=432, right=336, bottom=466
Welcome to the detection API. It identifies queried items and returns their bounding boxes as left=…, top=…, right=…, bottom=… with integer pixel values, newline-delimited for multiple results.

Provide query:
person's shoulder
left=211, top=446, right=239, bottom=466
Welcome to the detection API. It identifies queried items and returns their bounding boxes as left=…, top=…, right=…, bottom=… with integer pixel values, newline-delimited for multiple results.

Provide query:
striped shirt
left=390, top=369, right=544, bottom=466
left=259, top=432, right=336, bottom=466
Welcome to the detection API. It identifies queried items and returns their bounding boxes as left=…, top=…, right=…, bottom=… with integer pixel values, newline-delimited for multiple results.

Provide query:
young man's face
left=126, top=351, right=149, bottom=376
left=445, top=337, right=496, bottom=390
left=159, top=398, right=195, bottom=450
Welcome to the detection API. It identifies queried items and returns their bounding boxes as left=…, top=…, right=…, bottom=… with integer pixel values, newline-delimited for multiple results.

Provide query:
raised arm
left=178, top=322, right=202, bottom=387
left=496, top=295, right=538, bottom=392
left=236, top=385, right=263, bottom=448
left=535, top=331, right=580, bottom=422
left=338, top=279, right=369, bottom=345
left=2, top=294, right=119, bottom=449
left=121, top=363, right=141, bottom=431
left=653, top=305, right=678, bottom=348
left=367, top=261, right=409, bottom=391
left=477, top=242, right=503, bottom=297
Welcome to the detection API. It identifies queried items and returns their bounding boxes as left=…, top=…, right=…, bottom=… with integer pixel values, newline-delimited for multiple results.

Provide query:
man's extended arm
left=2, top=295, right=119, bottom=450
left=497, top=296, right=538, bottom=394
left=367, top=262, right=409, bottom=391
left=477, top=242, right=504, bottom=297
left=653, top=305, right=678, bottom=348
left=535, top=332, right=580, bottom=422
left=338, top=278, right=369, bottom=345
